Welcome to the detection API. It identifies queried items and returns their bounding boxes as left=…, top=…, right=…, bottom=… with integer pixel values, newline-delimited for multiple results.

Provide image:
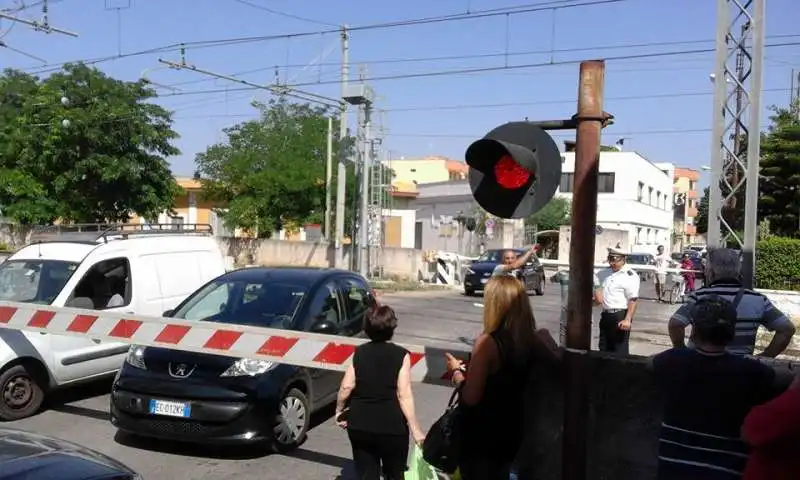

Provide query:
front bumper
left=464, top=273, right=491, bottom=290
left=110, top=375, right=279, bottom=445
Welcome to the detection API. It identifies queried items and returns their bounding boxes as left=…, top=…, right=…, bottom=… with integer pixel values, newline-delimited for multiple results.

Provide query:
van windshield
left=0, top=260, right=79, bottom=305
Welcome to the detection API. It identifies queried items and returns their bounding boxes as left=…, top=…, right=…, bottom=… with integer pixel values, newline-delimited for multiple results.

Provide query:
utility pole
left=707, top=0, right=765, bottom=289
left=324, top=116, right=333, bottom=240
left=359, top=99, right=373, bottom=277
left=334, top=26, right=350, bottom=269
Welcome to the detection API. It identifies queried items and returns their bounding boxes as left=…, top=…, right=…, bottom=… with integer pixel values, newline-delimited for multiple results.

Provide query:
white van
left=0, top=224, right=227, bottom=420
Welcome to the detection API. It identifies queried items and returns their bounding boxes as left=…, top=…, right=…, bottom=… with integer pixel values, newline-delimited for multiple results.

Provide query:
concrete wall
left=558, top=226, right=630, bottom=263
left=517, top=353, right=798, bottom=479
left=216, top=237, right=425, bottom=281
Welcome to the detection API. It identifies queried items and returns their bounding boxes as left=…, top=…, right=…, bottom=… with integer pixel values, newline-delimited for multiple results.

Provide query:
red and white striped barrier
left=0, top=301, right=468, bottom=385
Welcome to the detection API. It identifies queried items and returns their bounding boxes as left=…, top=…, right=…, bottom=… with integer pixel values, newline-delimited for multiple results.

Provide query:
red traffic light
left=494, top=155, right=532, bottom=189
left=465, top=122, right=561, bottom=219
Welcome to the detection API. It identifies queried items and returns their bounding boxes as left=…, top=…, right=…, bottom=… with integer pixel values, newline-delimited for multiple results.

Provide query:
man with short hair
left=652, top=296, right=782, bottom=479
left=654, top=245, right=671, bottom=302
left=492, top=245, right=537, bottom=279
left=668, top=248, right=795, bottom=357
left=594, top=247, right=640, bottom=354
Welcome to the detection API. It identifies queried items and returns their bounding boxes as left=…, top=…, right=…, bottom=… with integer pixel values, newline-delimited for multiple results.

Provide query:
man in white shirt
left=654, top=245, right=671, bottom=303
left=594, top=247, right=640, bottom=355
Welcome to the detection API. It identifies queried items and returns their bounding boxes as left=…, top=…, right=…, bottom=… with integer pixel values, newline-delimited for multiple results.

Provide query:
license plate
left=480, top=278, right=488, bottom=284
left=149, top=399, right=191, bottom=418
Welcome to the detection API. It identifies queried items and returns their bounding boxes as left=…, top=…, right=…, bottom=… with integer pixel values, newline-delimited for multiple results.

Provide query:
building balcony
left=687, top=206, right=698, bottom=217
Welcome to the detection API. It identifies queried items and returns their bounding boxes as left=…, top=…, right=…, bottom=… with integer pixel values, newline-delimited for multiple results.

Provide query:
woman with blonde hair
left=445, top=275, right=561, bottom=479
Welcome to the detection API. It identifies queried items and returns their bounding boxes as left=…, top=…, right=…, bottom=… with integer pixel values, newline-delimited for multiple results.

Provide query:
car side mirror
left=310, top=320, right=338, bottom=335
left=163, top=309, right=174, bottom=317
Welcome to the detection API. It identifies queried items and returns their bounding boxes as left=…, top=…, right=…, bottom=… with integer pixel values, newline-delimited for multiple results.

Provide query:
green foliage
left=197, top=98, right=381, bottom=237
left=695, top=187, right=709, bottom=235
left=525, top=196, right=571, bottom=231
left=758, top=105, right=800, bottom=237
left=755, top=236, right=800, bottom=290
left=0, top=64, right=181, bottom=224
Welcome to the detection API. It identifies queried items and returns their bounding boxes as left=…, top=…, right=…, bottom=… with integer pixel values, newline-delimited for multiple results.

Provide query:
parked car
left=463, top=248, right=545, bottom=296
left=0, top=223, right=226, bottom=421
left=627, top=252, right=656, bottom=281
left=110, top=267, right=377, bottom=452
left=0, top=428, right=140, bottom=479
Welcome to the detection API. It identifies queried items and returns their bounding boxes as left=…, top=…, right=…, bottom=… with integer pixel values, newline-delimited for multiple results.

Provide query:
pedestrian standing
left=594, top=247, right=640, bottom=355
left=335, top=306, right=426, bottom=480
left=680, top=253, right=696, bottom=293
left=654, top=245, right=671, bottom=302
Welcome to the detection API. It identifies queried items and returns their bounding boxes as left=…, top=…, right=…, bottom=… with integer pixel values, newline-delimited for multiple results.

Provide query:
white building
left=557, top=151, right=674, bottom=254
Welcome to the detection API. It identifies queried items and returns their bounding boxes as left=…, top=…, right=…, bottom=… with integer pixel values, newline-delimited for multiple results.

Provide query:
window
left=560, top=173, right=574, bottom=193
left=636, top=227, right=642, bottom=243
left=304, top=282, right=342, bottom=331
left=656, top=190, right=662, bottom=208
left=0, top=260, right=79, bottom=305
left=637, top=182, right=644, bottom=202
left=648, top=186, right=654, bottom=205
left=174, top=279, right=307, bottom=328
left=69, top=258, right=132, bottom=310
left=646, top=228, right=652, bottom=243
left=598, top=173, right=615, bottom=193
left=339, top=278, right=373, bottom=323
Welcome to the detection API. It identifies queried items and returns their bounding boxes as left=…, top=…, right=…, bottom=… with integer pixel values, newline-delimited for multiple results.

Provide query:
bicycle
left=668, top=271, right=686, bottom=305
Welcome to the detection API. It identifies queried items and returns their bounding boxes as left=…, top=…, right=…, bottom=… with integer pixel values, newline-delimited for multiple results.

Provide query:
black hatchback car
left=110, top=267, right=376, bottom=452
left=463, top=248, right=545, bottom=296
left=0, top=428, right=140, bottom=479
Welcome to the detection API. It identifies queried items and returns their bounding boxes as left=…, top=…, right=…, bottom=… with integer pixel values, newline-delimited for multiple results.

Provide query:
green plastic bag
left=406, top=444, right=438, bottom=480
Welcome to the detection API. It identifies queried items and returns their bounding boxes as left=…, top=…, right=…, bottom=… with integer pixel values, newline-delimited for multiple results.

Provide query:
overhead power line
left=24, top=0, right=627, bottom=74
left=230, top=0, right=338, bottom=27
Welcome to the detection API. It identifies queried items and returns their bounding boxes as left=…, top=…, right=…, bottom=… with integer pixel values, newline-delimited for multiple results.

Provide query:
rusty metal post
left=563, top=60, right=606, bottom=480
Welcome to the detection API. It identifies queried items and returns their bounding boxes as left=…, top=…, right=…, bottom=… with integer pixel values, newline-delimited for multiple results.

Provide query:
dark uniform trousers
left=598, top=308, right=630, bottom=355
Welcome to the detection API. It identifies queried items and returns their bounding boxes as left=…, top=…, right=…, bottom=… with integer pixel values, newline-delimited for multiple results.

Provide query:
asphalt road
left=5, top=284, right=679, bottom=479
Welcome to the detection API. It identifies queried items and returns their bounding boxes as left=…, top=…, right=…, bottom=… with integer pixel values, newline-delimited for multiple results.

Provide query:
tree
left=197, top=98, right=370, bottom=237
left=758, top=104, right=800, bottom=237
left=0, top=64, right=181, bottom=224
left=695, top=186, right=709, bottom=235
left=524, top=196, right=571, bottom=231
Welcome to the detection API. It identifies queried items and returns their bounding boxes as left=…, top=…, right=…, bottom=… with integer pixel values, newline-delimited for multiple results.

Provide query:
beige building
left=385, top=155, right=468, bottom=188
left=672, top=167, right=701, bottom=249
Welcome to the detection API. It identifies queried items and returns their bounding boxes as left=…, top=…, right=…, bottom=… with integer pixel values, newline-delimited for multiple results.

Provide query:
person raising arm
left=492, top=245, right=538, bottom=277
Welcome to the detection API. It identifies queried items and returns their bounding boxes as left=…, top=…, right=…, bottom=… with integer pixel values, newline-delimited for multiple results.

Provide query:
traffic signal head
left=465, top=122, right=562, bottom=219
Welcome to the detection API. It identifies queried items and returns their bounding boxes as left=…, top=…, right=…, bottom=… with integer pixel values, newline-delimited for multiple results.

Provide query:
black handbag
left=422, top=385, right=463, bottom=474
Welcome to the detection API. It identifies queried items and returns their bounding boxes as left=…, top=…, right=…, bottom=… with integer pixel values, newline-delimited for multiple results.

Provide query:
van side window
left=69, top=258, right=132, bottom=310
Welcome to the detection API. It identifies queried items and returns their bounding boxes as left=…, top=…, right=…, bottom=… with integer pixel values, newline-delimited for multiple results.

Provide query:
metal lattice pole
left=707, top=0, right=765, bottom=288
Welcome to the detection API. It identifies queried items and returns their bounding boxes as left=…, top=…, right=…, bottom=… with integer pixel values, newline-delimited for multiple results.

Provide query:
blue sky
left=1, top=0, right=798, bottom=182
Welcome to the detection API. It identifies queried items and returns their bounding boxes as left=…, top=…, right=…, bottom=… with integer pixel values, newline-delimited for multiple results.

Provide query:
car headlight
left=125, top=345, right=147, bottom=370
left=221, top=358, right=277, bottom=377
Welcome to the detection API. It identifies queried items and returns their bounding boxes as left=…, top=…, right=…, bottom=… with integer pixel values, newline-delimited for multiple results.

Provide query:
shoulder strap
left=731, top=288, right=746, bottom=309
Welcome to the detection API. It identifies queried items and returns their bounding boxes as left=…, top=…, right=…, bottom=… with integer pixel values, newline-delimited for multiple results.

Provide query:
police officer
left=594, top=247, right=640, bottom=354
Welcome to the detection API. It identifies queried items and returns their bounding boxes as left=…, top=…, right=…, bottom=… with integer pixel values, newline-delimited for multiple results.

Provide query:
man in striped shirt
left=652, top=296, right=781, bottom=479
left=667, top=248, right=795, bottom=357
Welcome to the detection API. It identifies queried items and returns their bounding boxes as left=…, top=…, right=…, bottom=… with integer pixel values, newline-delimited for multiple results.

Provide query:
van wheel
left=272, top=388, right=310, bottom=453
left=0, top=364, right=45, bottom=421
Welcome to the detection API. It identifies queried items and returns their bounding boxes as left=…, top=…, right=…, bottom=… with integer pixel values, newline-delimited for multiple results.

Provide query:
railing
left=29, top=223, right=214, bottom=243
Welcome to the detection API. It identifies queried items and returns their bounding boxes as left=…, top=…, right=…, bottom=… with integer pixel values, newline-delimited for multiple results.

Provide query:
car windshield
left=627, top=254, right=651, bottom=265
left=475, top=250, right=525, bottom=263
left=173, top=279, right=308, bottom=329
left=0, top=260, right=79, bottom=305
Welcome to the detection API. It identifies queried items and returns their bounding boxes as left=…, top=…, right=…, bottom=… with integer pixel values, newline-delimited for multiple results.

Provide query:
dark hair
left=689, top=295, right=737, bottom=346
left=364, top=305, right=398, bottom=342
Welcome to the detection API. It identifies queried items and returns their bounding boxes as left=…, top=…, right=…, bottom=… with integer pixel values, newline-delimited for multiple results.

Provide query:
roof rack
left=29, top=223, right=214, bottom=244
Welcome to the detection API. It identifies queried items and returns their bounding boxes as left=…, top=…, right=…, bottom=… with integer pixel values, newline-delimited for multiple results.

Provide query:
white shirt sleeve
left=623, top=270, right=640, bottom=300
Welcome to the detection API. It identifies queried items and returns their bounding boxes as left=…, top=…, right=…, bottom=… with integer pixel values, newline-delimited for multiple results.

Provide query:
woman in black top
left=445, top=275, right=561, bottom=480
left=335, top=305, right=425, bottom=480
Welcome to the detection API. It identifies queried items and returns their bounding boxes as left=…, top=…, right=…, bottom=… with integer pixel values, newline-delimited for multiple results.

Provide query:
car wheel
left=272, top=387, right=310, bottom=453
left=535, top=287, right=544, bottom=296
left=0, top=364, right=45, bottom=421
left=464, top=288, right=475, bottom=296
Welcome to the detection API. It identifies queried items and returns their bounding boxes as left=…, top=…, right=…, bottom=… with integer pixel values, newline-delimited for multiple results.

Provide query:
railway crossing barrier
left=0, top=301, right=470, bottom=386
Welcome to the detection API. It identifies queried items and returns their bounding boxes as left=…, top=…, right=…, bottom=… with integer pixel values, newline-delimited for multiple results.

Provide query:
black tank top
left=347, top=341, right=409, bottom=436
left=461, top=329, right=532, bottom=460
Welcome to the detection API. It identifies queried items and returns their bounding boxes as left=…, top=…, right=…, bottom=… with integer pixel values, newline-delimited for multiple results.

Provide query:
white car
left=0, top=223, right=227, bottom=420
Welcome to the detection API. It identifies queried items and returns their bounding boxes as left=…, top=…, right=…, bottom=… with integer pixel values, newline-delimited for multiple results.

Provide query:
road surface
left=5, top=286, right=678, bottom=479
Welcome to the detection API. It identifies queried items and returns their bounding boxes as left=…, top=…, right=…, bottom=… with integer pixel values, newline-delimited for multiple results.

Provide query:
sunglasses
left=607, top=255, right=623, bottom=262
